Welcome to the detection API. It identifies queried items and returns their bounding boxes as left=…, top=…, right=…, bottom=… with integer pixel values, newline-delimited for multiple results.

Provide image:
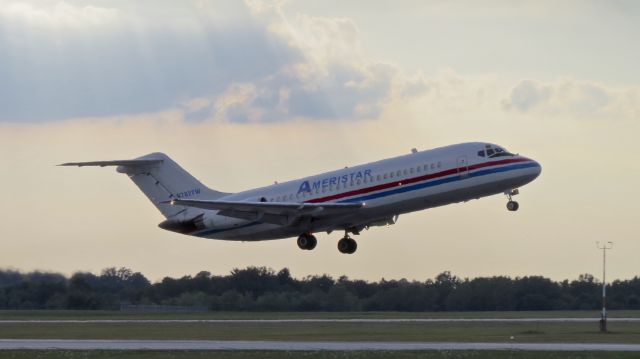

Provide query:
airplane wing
left=167, top=199, right=364, bottom=226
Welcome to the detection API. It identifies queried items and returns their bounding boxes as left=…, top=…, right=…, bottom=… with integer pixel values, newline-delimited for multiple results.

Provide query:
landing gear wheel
left=338, top=237, right=357, bottom=254
left=505, top=189, right=520, bottom=212
left=306, top=236, right=317, bottom=250
left=297, top=233, right=317, bottom=250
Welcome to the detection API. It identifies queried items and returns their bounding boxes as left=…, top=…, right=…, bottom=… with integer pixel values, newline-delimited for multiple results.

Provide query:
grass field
left=1, top=311, right=638, bottom=358
left=1, top=310, right=639, bottom=320
left=1, top=321, right=639, bottom=343
left=0, top=311, right=639, bottom=343
left=0, top=351, right=639, bottom=359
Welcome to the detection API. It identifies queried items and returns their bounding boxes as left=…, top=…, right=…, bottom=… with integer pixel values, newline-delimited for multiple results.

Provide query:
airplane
left=61, top=142, right=541, bottom=254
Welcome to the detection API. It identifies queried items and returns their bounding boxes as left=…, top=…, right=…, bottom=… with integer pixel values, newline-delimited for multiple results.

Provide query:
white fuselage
left=189, top=142, right=541, bottom=241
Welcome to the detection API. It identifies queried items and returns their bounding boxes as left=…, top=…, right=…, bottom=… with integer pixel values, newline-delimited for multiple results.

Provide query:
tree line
left=0, top=267, right=638, bottom=311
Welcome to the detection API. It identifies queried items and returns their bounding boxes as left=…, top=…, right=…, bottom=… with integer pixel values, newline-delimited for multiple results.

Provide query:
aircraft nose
left=527, top=158, right=542, bottom=179
left=534, top=159, right=542, bottom=175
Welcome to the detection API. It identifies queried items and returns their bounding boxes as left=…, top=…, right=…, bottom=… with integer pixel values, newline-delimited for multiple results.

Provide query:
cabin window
left=390, top=172, right=394, bottom=178
left=423, top=164, right=428, bottom=171
left=410, top=168, right=414, bottom=174
left=377, top=174, right=381, bottom=181
left=437, top=161, right=442, bottom=168
left=417, top=166, right=421, bottom=173
left=430, top=163, right=435, bottom=170
left=396, top=170, right=401, bottom=177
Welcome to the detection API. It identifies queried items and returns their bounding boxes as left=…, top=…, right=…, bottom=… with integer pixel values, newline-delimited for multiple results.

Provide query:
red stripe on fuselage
left=307, top=157, right=530, bottom=204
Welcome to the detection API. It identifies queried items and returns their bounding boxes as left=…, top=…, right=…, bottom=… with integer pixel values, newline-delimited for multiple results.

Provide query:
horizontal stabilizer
left=58, top=159, right=163, bottom=167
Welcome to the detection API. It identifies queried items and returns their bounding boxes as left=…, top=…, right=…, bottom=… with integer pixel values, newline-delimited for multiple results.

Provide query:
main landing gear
left=297, top=231, right=358, bottom=254
left=338, top=233, right=357, bottom=254
left=297, top=233, right=317, bottom=250
left=505, top=189, right=520, bottom=212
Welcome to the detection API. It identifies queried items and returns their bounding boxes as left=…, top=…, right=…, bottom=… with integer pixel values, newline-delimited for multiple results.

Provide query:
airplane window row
left=266, top=161, right=443, bottom=202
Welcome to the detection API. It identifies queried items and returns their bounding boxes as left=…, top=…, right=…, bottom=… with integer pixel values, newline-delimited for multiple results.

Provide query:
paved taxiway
left=1, top=318, right=639, bottom=324
left=1, top=339, right=640, bottom=351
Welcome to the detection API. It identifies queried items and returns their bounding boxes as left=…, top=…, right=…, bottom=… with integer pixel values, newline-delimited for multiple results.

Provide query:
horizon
left=0, top=265, right=630, bottom=285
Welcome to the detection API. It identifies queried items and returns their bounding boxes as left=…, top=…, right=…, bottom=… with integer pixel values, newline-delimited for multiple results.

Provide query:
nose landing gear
left=506, top=201, right=519, bottom=211
left=505, top=189, right=520, bottom=211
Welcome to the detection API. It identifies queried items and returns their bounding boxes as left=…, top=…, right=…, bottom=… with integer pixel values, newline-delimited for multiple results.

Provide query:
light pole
left=596, top=241, right=613, bottom=332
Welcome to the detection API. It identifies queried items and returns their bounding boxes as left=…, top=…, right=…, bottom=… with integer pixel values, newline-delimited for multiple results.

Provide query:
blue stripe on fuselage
left=338, top=162, right=539, bottom=203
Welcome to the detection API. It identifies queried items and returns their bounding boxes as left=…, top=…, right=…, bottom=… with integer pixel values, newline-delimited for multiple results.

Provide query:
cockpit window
left=480, top=145, right=516, bottom=158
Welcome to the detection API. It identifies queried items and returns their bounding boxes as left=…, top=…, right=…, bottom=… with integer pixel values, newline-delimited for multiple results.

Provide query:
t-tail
left=59, top=152, right=229, bottom=218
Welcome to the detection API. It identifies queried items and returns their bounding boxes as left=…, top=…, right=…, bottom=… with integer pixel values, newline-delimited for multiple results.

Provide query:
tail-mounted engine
left=158, top=213, right=209, bottom=234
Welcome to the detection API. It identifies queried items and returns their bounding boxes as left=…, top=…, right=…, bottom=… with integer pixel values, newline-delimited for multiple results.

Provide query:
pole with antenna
left=596, top=241, right=613, bottom=332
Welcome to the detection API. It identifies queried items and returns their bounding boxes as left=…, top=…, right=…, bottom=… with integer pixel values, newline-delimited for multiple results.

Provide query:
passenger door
left=457, top=156, right=469, bottom=179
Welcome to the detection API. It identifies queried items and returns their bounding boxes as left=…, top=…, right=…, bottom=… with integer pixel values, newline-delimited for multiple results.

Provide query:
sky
left=1, top=0, right=639, bottom=282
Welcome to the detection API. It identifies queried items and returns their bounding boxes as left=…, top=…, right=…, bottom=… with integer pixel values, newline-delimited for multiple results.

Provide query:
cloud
left=194, top=9, right=413, bottom=123
left=3, top=1, right=636, bottom=126
left=0, top=0, right=421, bottom=124
left=0, top=1, right=298, bottom=122
left=502, top=80, right=553, bottom=112
left=502, top=79, right=639, bottom=119
left=0, top=1, right=120, bottom=29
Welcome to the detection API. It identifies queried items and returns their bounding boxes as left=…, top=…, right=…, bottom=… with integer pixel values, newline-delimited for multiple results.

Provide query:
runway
left=1, top=318, right=639, bottom=324
left=1, top=339, right=640, bottom=351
